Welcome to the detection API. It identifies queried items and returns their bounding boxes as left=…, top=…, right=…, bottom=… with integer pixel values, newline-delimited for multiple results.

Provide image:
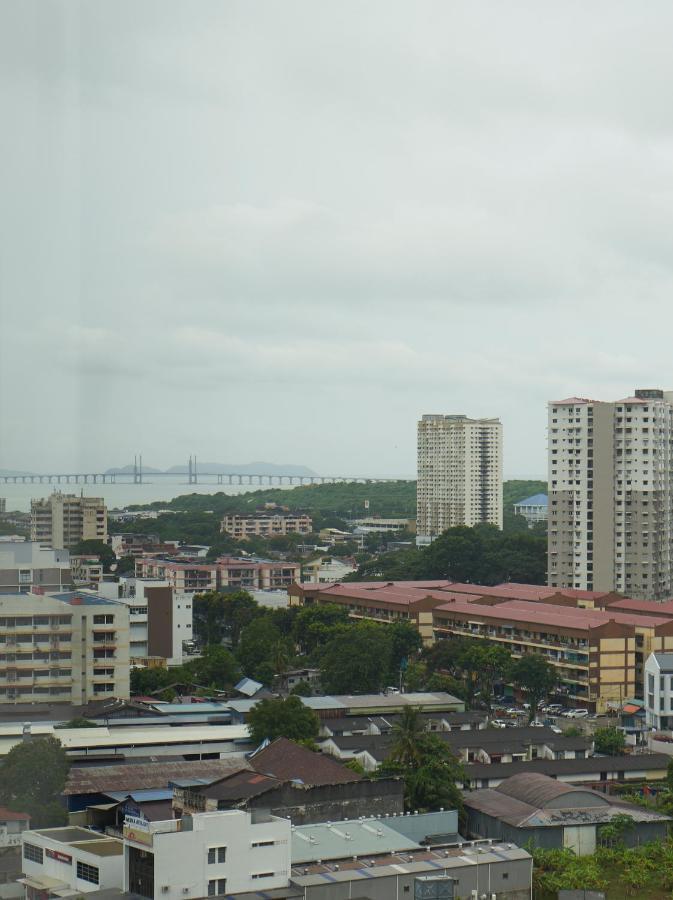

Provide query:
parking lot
left=490, top=703, right=616, bottom=734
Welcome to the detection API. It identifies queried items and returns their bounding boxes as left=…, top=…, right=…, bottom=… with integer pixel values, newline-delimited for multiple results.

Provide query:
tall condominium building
left=31, top=492, right=107, bottom=550
left=548, top=389, right=673, bottom=600
left=0, top=591, right=130, bottom=704
left=416, top=414, right=503, bottom=543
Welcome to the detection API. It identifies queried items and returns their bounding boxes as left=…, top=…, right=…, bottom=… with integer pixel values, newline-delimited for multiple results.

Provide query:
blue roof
left=235, top=677, right=264, bottom=697
left=514, top=493, right=548, bottom=507
left=49, top=592, right=121, bottom=606
left=104, top=789, right=173, bottom=803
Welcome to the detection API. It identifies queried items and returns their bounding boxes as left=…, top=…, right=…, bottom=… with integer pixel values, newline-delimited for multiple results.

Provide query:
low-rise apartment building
left=30, top=492, right=107, bottom=550
left=70, top=555, right=103, bottom=588
left=116, top=579, right=193, bottom=664
left=645, top=651, right=673, bottom=731
left=135, top=557, right=300, bottom=592
left=349, top=517, right=416, bottom=534
left=221, top=512, right=312, bottom=539
left=0, top=541, right=72, bottom=593
left=290, top=580, right=673, bottom=712
left=0, top=591, right=130, bottom=704
left=513, top=493, right=548, bottom=527
left=300, top=555, right=357, bottom=583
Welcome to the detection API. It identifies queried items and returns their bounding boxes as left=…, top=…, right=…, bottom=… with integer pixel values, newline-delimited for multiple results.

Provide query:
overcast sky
left=3, top=2, right=673, bottom=478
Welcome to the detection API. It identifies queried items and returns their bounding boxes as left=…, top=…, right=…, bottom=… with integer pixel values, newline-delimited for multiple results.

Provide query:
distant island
left=104, top=461, right=317, bottom=476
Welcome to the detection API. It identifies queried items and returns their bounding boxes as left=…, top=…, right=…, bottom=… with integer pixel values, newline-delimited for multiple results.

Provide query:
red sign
left=46, top=849, right=72, bottom=864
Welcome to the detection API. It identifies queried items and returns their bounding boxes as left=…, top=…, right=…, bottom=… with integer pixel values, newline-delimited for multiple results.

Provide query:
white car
left=550, top=725, right=563, bottom=734
left=491, top=719, right=507, bottom=729
left=530, top=719, right=544, bottom=727
left=568, top=709, right=589, bottom=719
left=506, top=707, right=521, bottom=715
left=546, top=704, right=564, bottom=714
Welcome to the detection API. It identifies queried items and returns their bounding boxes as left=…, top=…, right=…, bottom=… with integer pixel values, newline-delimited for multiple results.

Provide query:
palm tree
left=390, top=706, right=425, bottom=768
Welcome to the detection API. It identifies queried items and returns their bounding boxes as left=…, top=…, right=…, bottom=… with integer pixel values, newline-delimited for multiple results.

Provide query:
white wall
left=124, top=810, right=291, bottom=900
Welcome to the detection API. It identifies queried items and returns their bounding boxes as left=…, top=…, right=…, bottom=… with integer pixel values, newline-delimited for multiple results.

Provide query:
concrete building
left=300, top=556, right=356, bottom=584
left=416, top=414, right=503, bottom=545
left=644, top=650, right=673, bottom=730
left=31, top=492, right=107, bottom=550
left=20, top=826, right=123, bottom=897
left=548, top=389, right=673, bottom=599
left=513, top=493, right=548, bottom=528
left=290, top=580, right=673, bottom=712
left=349, top=517, right=416, bottom=533
left=0, top=591, right=130, bottom=705
left=221, top=513, right=312, bottom=539
left=135, top=558, right=300, bottom=592
left=463, top=772, right=670, bottom=854
left=70, top=555, right=103, bottom=588
left=0, top=542, right=71, bottom=594
left=0, top=499, right=6, bottom=515
left=117, top=579, right=193, bottom=665
left=123, top=809, right=291, bottom=899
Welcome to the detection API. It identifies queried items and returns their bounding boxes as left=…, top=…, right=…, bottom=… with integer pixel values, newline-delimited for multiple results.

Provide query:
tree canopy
left=0, top=736, right=70, bottom=826
left=509, top=654, right=557, bottom=720
left=70, top=539, right=116, bottom=572
left=247, top=695, right=319, bottom=745
left=319, top=621, right=394, bottom=694
left=593, top=725, right=626, bottom=756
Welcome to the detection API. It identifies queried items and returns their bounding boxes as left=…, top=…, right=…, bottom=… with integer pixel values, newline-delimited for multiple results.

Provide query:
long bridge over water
left=0, top=457, right=411, bottom=487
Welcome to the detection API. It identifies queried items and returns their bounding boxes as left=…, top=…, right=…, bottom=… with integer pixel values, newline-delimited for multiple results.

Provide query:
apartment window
left=93, top=614, right=114, bottom=625
left=208, top=846, right=227, bottom=864
left=252, top=873, right=275, bottom=880
left=208, top=879, right=227, bottom=896
left=23, top=843, right=43, bottom=864
left=251, top=840, right=275, bottom=848
left=76, top=862, right=99, bottom=885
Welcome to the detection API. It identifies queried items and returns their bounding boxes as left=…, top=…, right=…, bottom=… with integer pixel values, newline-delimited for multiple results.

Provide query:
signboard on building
left=123, top=815, right=153, bottom=847
left=46, top=848, right=72, bottom=864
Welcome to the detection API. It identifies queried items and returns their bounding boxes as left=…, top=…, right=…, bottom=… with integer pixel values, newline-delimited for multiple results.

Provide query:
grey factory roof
left=464, top=774, right=670, bottom=829
left=290, top=842, right=530, bottom=884
left=292, top=817, right=421, bottom=863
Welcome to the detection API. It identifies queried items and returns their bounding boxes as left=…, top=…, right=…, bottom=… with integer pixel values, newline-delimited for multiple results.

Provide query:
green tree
left=667, top=757, right=673, bottom=793
left=0, top=737, right=70, bottom=826
left=292, top=604, right=350, bottom=654
left=193, top=590, right=260, bottom=648
left=390, top=706, right=426, bottom=768
left=381, top=730, right=464, bottom=814
left=70, top=539, right=116, bottom=573
left=594, top=725, right=626, bottom=756
left=182, top=645, right=239, bottom=690
left=290, top=680, right=313, bottom=697
left=319, top=621, right=392, bottom=694
left=388, top=620, right=423, bottom=683
left=238, top=617, right=291, bottom=683
left=508, top=654, right=557, bottom=721
left=248, top=695, right=319, bottom=745
left=116, top=555, right=136, bottom=575
left=130, top=665, right=175, bottom=695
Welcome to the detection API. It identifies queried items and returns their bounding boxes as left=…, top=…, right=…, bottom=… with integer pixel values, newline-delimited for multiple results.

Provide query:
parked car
left=547, top=704, right=564, bottom=713
left=568, top=708, right=589, bottom=718
left=550, top=725, right=563, bottom=734
left=491, top=719, right=507, bottom=729
left=530, top=719, right=544, bottom=727
left=506, top=707, right=522, bottom=715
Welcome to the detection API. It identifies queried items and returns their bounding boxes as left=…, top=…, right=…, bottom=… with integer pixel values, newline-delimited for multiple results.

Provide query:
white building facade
left=416, top=414, right=503, bottom=544
left=123, top=809, right=291, bottom=900
left=645, top=651, right=673, bottom=731
left=20, top=827, right=124, bottom=897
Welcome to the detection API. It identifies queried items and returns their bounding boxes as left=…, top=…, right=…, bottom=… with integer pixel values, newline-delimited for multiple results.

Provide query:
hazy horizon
left=3, top=2, right=673, bottom=479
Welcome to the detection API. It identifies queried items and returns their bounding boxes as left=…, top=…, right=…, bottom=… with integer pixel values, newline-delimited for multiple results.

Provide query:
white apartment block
left=416, top=414, right=503, bottom=543
left=31, top=492, right=107, bottom=550
left=548, top=389, right=673, bottom=599
left=221, top=513, right=313, bottom=539
left=123, top=809, right=291, bottom=900
left=0, top=591, right=130, bottom=704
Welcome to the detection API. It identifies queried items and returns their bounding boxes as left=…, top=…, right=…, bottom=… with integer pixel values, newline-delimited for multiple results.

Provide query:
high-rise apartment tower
left=548, top=389, right=673, bottom=600
left=416, top=414, right=503, bottom=544
left=31, top=491, right=107, bottom=550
